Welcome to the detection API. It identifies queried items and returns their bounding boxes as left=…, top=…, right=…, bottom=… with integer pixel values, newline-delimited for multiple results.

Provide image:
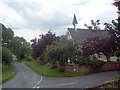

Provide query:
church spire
left=72, top=13, right=78, bottom=30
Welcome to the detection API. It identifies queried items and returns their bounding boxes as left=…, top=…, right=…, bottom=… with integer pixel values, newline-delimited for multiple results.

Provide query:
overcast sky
left=0, top=0, right=118, bottom=42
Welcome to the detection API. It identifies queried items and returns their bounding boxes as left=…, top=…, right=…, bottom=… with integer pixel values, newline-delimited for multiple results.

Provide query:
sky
left=0, top=0, right=118, bottom=42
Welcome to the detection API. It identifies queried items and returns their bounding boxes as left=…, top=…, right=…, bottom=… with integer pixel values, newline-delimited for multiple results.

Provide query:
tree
left=2, top=47, right=12, bottom=64
left=113, top=1, right=120, bottom=31
left=31, top=30, right=59, bottom=59
left=42, top=36, right=81, bottom=66
left=8, top=36, right=30, bottom=59
left=82, top=35, right=117, bottom=62
left=113, top=1, right=120, bottom=52
left=2, top=23, right=14, bottom=47
left=83, top=20, right=118, bottom=62
left=84, top=20, right=100, bottom=30
left=1, top=23, right=31, bottom=62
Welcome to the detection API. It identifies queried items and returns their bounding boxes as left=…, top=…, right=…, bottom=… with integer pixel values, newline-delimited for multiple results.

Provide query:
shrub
left=115, top=50, right=120, bottom=57
left=110, top=75, right=120, bottom=87
left=90, top=60, right=105, bottom=70
left=39, top=51, right=50, bottom=65
left=78, top=56, right=91, bottom=65
left=77, top=55, right=105, bottom=70
left=2, top=47, right=12, bottom=64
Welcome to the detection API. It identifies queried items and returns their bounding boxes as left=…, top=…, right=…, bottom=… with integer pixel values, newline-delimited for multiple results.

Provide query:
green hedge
left=2, top=47, right=12, bottom=64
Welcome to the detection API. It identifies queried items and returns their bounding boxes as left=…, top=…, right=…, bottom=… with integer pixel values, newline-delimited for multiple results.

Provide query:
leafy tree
left=43, top=36, right=81, bottom=65
left=82, top=36, right=117, bottom=62
left=8, top=36, right=30, bottom=59
left=2, top=47, right=12, bottom=64
left=113, top=1, right=120, bottom=31
left=31, top=30, right=59, bottom=59
left=112, top=1, right=120, bottom=58
left=83, top=20, right=118, bottom=62
left=2, top=23, right=14, bottom=47
left=1, top=23, right=31, bottom=62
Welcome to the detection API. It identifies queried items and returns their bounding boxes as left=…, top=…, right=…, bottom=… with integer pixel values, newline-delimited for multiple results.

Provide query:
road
left=2, top=61, right=119, bottom=88
left=2, top=61, right=41, bottom=88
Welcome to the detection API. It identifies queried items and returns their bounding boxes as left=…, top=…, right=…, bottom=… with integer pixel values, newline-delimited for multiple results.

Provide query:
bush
left=115, top=50, right=120, bottom=57
left=110, top=75, right=120, bottom=88
left=2, top=47, right=12, bottom=64
left=90, top=60, right=105, bottom=69
left=39, top=51, right=50, bottom=65
left=42, top=38, right=80, bottom=65
left=77, top=55, right=105, bottom=70
left=78, top=56, right=91, bottom=65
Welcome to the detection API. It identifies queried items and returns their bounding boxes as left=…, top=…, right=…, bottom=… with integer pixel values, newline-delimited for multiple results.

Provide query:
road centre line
left=33, top=76, right=42, bottom=88
left=38, top=82, right=77, bottom=88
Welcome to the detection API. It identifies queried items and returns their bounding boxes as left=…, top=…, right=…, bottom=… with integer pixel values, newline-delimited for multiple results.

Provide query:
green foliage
left=2, top=24, right=14, bottom=46
left=2, top=23, right=30, bottom=60
left=43, top=37, right=80, bottom=65
left=110, top=75, right=120, bottom=88
left=90, top=60, right=105, bottom=69
left=39, top=51, right=50, bottom=64
left=39, top=35, right=105, bottom=71
left=77, top=56, right=105, bottom=69
left=115, top=49, right=120, bottom=61
left=2, top=47, right=12, bottom=64
left=115, top=49, right=120, bottom=57
left=0, top=46, right=2, bottom=63
left=8, top=36, right=31, bottom=60
left=77, top=56, right=91, bottom=65
left=2, top=64, right=13, bottom=83
left=24, top=53, right=32, bottom=61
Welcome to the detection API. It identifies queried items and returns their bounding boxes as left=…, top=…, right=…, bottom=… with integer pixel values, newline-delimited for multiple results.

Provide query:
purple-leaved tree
left=31, top=30, right=59, bottom=59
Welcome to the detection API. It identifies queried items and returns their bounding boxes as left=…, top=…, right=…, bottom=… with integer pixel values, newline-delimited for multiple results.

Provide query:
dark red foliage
left=31, top=31, right=59, bottom=59
left=82, top=29, right=117, bottom=62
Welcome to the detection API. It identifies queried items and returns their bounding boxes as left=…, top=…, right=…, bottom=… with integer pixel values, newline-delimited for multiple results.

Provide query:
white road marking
left=36, top=86, right=40, bottom=88
left=39, top=76, right=43, bottom=83
left=39, top=82, right=77, bottom=88
left=37, top=82, right=39, bottom=85
left=33, top=76, right=42, bottom=88
left=33, top=87, right=36, bottom=89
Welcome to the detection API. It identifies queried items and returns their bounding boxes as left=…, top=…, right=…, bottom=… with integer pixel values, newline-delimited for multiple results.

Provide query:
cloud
left=0, top=0, right=117, bottom=42
left=14, top=28, right=45, bottom=42
left=0, top=2, right=26, bottom=29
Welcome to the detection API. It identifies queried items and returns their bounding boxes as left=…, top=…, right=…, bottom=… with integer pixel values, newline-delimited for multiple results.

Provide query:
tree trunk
left=106, top=54, right=111, bottom=62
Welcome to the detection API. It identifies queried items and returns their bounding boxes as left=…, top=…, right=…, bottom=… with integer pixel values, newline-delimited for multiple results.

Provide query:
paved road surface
left=2, top=61, right=41, bottom=88
left=2, top=61, right=119, bottom=88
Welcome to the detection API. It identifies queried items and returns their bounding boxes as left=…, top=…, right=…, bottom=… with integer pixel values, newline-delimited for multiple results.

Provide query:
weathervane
left=72, top=13, right=78, bottom=30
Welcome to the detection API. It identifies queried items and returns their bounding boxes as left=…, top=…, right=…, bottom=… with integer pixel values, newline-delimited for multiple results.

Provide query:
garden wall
left=62, top=62, right=120, bottom=73
left=99, top=62, right=120, bottom=71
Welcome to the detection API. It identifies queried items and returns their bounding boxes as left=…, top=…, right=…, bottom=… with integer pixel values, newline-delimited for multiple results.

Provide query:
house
left=66, top=14, right=117, bottom=61
left=66, top=14, right=113, bottom=44
left=66, top=28, right=111, bottom=44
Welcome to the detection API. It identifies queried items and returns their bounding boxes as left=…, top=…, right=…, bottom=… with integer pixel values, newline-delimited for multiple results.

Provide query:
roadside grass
left=2, top=64, right=13, bottom=84
left=0, top=63, right=2, bottom=84
left=26, top=60, right=87, bottom=77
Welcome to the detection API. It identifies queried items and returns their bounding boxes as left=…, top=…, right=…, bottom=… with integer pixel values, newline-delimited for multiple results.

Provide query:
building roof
left=67, top=28, right=111, bottom=43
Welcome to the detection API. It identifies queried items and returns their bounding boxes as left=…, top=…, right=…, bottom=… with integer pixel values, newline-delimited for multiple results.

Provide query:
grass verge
left=0, top=63, right=2, bottom=84
left=1, top=64, right=13, bottom=84
left=26, top=60, right=87, bottom=77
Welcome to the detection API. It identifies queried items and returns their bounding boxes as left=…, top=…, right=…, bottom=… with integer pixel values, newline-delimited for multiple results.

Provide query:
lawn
left=26, top=60, right=87, bottom=77
left=1, top=64, right=13, bottom=84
